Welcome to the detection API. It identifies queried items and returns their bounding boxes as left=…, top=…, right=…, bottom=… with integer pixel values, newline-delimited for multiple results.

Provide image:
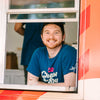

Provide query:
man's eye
left=55, top=32, right=58, bottom=34
left=45, top=32, right=49, bottom=34
left=55, top=31, right=59, bottom=34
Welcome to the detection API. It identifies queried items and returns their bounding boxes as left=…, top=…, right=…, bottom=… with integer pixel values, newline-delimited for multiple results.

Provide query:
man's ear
left=62, top=34, right=65, bottom=41
left=41, top=34, right=43, bottom=40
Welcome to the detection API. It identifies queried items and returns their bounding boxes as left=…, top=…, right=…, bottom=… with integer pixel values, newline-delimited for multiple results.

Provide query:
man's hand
left=27, top=72, right=39, bottom=85
left=14, top=23, right=25, bottom=36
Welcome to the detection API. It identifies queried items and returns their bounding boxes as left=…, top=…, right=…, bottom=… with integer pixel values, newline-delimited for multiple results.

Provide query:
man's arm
left=64, top=72, right=76, bottom=87
left=27, top=72, right=76, bottom=87
left=14, top=23, right=25, bottom=36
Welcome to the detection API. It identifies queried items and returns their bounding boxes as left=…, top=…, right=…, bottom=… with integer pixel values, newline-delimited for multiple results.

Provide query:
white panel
left=84, top=79, right=100, bottom=100
left=8, top=8, right=78, bottom=14
left=4, top=69, right=25, bottom=84
left=0, top=0, right=7, bottom=84
left=8, top=18, right=78, bottom=23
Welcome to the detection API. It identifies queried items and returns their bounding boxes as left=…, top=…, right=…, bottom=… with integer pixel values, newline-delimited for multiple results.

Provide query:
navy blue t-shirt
left=21, top=23, right=44, bottom=65
left=27, top=44, right=77, bottom=83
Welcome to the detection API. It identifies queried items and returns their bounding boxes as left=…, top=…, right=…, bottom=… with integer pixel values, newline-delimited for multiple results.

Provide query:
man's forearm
left=27, top=77, right=66, bottom=86
left=14, top=23, right=25, bottom=36
left=16, top=27, right=25, bottom=36
left=27, top=72, right=76, bottom=87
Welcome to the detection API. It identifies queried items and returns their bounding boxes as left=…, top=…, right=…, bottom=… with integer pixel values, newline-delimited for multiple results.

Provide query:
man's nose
left=49, top=33, right=54, bottom=39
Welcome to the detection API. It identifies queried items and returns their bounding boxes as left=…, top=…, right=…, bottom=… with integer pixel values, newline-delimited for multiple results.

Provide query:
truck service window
left=0, top=0, right=79, bottom=92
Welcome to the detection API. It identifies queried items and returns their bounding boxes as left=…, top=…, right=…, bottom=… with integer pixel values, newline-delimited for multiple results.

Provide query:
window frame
left=7, top=0, right=79, bottom=23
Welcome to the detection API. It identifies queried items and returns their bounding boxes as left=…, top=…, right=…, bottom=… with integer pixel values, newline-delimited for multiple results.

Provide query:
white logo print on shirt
left=69, top=66, right=76, bottom=72
left=41, top=71, right=58, bottom=83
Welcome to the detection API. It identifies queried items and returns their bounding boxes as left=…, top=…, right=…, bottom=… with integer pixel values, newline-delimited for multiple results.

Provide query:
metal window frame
left=7, top=0, right=79, bottom=23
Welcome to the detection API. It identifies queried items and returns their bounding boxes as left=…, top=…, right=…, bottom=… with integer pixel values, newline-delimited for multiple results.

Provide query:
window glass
left=10, top=13, right=76, bottom=19
left=10, top=0, right=74, bottom=9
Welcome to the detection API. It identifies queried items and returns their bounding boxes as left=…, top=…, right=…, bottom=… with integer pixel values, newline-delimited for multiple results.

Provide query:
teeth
left=48, top=40, right=55, bottom=43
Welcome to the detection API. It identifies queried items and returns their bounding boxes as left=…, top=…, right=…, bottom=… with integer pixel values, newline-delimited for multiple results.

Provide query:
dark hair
left=41, top=22, right=65, bottom=35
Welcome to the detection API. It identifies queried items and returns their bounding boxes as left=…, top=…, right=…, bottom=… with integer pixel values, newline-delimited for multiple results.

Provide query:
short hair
left=41, top=22, right=65, bottom=35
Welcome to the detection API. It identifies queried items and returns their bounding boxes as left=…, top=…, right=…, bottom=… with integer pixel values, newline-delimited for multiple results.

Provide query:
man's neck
left=47, top=45, right=62, bottom=58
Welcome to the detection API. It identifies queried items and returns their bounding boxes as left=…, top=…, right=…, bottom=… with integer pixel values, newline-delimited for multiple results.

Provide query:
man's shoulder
left=61, top=44, right=76, bottom=55
left=32, top=47, right=46, bottom=59
left=63, top=44, right=76, bottom=50
left=34, top=47, right=46, bottom=53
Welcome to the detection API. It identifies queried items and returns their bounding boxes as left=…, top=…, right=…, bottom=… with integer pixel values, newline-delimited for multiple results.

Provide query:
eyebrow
left=44, top=30, right=49, bottom=32
left=44, top=29, right=61, bottom=32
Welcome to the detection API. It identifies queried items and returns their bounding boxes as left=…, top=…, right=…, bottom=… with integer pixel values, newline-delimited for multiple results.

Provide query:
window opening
left=1, top=0, right=80, bottom=92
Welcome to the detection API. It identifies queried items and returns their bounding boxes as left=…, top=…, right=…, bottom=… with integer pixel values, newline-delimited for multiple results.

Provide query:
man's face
left=41, top=24, right=65, bottom=49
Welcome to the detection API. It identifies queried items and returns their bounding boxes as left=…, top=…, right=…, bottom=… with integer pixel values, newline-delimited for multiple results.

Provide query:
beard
left=43, top=39, right=63, bottom=49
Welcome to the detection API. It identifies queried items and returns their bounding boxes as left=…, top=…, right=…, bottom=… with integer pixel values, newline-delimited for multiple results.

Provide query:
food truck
left=0, top=0, right=100, bottom=100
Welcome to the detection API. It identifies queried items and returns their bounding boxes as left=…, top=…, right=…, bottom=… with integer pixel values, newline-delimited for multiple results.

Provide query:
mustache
left=46, top=38, right=57, bottom=41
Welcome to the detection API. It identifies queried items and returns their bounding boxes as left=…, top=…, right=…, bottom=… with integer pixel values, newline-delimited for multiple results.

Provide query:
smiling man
left=26, top=23, right=77, bottom=87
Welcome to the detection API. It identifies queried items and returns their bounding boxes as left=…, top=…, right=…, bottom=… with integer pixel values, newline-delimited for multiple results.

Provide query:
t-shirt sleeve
left=26, top=49, right=41, bottom=77
left=62, top=46, right=77, bottom=75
